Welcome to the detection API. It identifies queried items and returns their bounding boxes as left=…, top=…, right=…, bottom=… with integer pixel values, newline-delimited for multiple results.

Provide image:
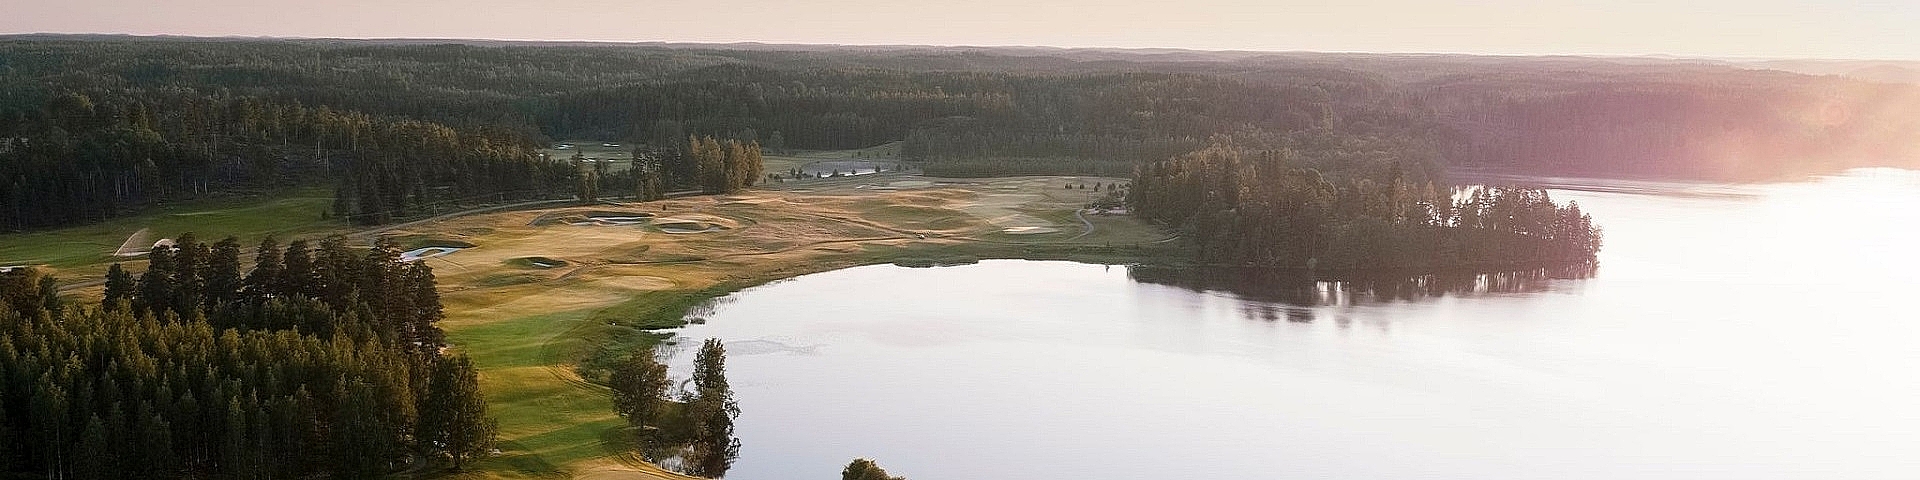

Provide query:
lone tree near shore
left=684, top=338, right=742, bottom=477
left=609, top=349, right=671, bottom=442
left=843, top=458, right=908, bottom=480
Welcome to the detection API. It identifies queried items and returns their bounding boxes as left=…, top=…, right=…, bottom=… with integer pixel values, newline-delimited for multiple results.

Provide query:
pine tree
left=607, top=349, right=670, bottom=435
left=34, top=272, right=59, bottom=316
left=74, top=415, right=110, bottom=480
left=205, top=236, right=243, bottom=308
left=221, top=396, right=251, bottom=476
left=137, top=245, right=177, bottom=318
left=420, top=355, right=495, bottom=471
left=31, top=376, right=69, bottom=479
left=0, top=396, right=15, bottom=471
left=243, top=235, right=283, bottom=298
left=279, top=240, right=313, bottom=297
left=137, top=409, right=175, bottom=477
left=684, top=338, right=740, bottom=477
left=103, top=263, right=135, bottom=311
left=842, top=458, right=906, bottom=480
left=331, top=379, right=395, bottom=478
left=171, top=233, right=207, bottom=317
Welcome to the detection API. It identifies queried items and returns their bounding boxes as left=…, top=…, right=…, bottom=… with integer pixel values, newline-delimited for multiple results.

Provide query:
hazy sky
left=6, top=0, right=1919, bottom=59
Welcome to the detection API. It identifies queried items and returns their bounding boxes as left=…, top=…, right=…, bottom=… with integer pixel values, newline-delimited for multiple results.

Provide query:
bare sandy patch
left=1001, top=226, right=1061, bottom=235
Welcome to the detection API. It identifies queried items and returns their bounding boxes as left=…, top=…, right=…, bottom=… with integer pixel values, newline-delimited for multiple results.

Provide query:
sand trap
left=508, top=256, right=568, bottom=268
left=400, top=246, right=465, bottom=262
left=1001, top=226, right=1061, bottom=235
left=650, top=214, right=737, bottom=234
left=578, top=216, right=652, bottom=226
left=533, top=211, right=656, bottom=227
left=656, top=222, right=723, bottom=233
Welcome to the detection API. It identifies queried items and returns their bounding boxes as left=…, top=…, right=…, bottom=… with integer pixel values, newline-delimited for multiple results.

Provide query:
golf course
left=0, top=146, right=1172, bottom=479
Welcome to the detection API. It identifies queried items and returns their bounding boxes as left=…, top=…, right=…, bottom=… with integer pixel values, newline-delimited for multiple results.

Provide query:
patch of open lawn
left=0, top=187, right=346, bottom=280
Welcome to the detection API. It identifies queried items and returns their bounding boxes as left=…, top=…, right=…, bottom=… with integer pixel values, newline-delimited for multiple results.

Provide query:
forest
left=1128, top=137, right=1601, bottom=270
left=0, top=234, right=496, bottom=478
left=5, top=36, right=1920, bottom=231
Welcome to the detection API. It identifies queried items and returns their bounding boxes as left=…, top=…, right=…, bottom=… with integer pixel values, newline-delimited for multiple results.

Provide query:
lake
left=663, top=168, right=1920, bottom=479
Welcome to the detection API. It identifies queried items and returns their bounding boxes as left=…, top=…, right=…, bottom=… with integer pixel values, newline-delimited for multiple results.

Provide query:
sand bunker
left=656, top=221, right=725, bottom=233
left=400, top=246, right=465, bottom=262
left=1001, top=226, right=1061, bottom=235
left=575, top=216, right=652, bottom=226
left=650, top=214, right=738, bottom=234
left=573, top=211, right=657, bottom=226
left=508, top=256, right=568, bottom=269
left=532, top=211, right=656, bottom=227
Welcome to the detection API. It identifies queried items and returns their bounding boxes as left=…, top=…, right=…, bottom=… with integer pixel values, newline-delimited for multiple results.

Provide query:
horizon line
left=4, top=32, right=1916, bottom=64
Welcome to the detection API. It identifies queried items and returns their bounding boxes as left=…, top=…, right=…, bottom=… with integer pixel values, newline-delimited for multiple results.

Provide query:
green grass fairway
left=406, top=169, right=1171, bottom=479
left=541, top=140, right=636, bottom=172
left=0, top=187, right=347, bottom=280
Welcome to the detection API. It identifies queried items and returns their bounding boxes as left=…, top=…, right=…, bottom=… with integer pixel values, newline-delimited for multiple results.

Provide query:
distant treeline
left=0, top=89, right=571, bottom=229
left=0, top=235, right=496, bottom=478
left=1129, top=139, right=1601, bottom=270
left=5, top=37, right=1920, bottom=230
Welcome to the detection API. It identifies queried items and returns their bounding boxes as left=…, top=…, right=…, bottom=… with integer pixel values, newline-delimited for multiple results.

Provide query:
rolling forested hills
left=5, top=35, right=1918, bottom=231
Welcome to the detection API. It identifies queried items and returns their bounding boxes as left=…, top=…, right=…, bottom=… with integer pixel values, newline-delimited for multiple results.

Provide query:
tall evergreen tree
left=608, top=350, right=670, bottom=436
left=204, top=237, right=244, bottom=308
left=419, top=355, right=496, bottom=471
left=279, top=240, right=314, bottom=296
left=684, top=338, right=740, bottom=477
left=75, top=416, right=111, bottom=480
left=103, top=263, right=135, bottom=311
left=243, top=235, right=283, bottom=298
left=0, top=396, right=15, bottom=472
left=136, top=244, right=178, bottom=318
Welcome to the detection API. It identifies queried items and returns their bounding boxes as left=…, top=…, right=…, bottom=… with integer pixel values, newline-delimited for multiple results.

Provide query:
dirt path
left=1067, top=208, right=1095, bottom=240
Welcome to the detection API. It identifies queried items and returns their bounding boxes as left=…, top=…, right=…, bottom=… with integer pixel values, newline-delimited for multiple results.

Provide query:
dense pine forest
left=1128, top=136, right=1601, bottom=270
left=0, top=235, right=496, bottom=478
left=6, top=36, right=1920, bottom=232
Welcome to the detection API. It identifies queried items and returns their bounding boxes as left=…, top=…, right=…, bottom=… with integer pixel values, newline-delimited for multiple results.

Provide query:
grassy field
left=541, top=140, right=635, bottom=171
left=400, top=172, right=1170, bottom=479
left=761, top=141, right=904, bottom=176
left=0, top=187, right=348, bottom=283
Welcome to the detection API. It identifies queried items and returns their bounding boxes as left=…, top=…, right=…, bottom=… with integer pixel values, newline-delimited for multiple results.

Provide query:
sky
left=5, top=0, right=1919, bottom=60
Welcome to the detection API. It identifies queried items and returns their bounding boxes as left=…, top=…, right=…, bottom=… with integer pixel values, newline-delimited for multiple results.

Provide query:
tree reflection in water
left=1128, top=263, right=1596, bottom=307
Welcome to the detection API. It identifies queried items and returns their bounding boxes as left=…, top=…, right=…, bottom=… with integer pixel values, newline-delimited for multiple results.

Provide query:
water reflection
left=1129, top=264, right=1594, bottom=306
left=661, top=169, right=1920, bottom=480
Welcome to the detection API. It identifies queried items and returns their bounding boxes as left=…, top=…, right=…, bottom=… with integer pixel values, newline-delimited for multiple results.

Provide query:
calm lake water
left=664, top=169, right=1920, bottom=479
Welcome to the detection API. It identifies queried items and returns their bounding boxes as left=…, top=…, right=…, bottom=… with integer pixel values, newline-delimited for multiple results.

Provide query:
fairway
left=0, top=188, right=349, bottom=282
left=406, top=172, right=1167, bottom=479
